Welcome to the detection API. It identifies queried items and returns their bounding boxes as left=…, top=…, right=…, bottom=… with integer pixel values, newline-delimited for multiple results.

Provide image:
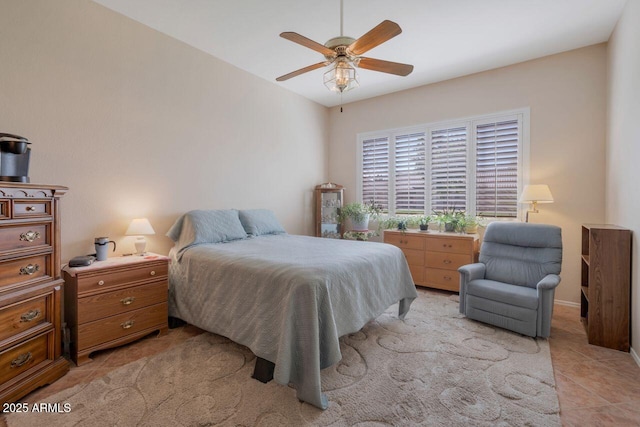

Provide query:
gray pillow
left=238, top=209, right=286, bottom=236
left=166, top=209, right=247, bottom=255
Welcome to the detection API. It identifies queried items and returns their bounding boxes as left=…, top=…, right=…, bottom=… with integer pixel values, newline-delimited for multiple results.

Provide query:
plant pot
left=419, top=224, right=429, bottom=231
left=444, top=222, right=455, bottom=232
left=465, top=225, right=478, bottom=234
left=351, top=213, right=370, bottom=231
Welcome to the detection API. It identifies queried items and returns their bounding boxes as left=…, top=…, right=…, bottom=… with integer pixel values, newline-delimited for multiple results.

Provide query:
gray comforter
left=168, top=234, right=417, bottom=409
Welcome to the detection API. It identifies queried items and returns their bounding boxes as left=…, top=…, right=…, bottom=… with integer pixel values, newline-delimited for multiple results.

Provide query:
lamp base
left=134, top=237, right=147, bottom=255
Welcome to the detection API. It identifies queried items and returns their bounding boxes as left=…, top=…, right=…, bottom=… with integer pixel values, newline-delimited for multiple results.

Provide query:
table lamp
left=519, top=185, right=554, bottom=222
left=125, top=218, right=155, bottom=255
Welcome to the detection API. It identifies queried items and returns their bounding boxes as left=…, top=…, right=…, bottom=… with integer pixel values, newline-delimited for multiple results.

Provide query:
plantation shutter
left=430, top=126, right=467, bottom=212
left=395, top=132, right=426, bottom=214
left=361, top=136, right=390, bottom=211
left=475, top=119, right=519, bottom=217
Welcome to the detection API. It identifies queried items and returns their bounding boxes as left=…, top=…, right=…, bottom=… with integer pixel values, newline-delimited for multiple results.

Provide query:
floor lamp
left=519, top=185, right=554, bottom=222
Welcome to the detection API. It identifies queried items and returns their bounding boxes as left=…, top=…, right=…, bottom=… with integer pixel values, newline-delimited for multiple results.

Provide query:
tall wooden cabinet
left=580, top=224, right=631, bottom=352
left=315, top=184, right=344, bottom=238
left=0, top=183, right=69, bottom=403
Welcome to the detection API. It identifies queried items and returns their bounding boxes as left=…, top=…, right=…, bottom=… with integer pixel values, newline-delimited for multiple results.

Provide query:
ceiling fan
left=276, top=2, right=413, bottom=93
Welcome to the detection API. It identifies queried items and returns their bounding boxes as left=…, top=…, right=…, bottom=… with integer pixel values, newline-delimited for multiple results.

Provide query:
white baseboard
left=554, top=299, right=580, bottom=308
left=631, top=347, right=640, bottom=367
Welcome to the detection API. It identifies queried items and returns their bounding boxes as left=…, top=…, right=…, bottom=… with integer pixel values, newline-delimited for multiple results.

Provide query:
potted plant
left=417, top=215, right=431, bottom=231
left=338, top=201, right=382, bottom=231
left=433, top=206, right=465, bottom=232
left=462, top=215, right=479, bottom=234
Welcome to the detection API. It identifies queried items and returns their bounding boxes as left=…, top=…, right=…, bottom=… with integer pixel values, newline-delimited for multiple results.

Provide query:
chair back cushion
left=480, top=222, right=562, bottom=288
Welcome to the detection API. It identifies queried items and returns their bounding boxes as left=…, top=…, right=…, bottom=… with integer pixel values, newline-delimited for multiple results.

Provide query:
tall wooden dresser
left=384, top=229, right=479, bottom=292
left=0, top=183, right=68, bottom=404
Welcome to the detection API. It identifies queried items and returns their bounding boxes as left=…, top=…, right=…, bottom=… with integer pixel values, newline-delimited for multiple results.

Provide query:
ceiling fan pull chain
left=340, top=0, right=344, bottom=36
left=340, top=92, right=343, bottom=113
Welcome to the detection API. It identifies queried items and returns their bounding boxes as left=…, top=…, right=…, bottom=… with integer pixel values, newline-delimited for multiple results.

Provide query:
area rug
left=7, top=291, right=560, bottom=426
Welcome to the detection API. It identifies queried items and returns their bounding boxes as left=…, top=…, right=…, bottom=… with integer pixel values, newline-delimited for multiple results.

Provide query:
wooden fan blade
left=280, top=32, right=336, bottom=57
left=276, top=62, right=327, bottom=81
left=357, top=57, right=414, bottom=76
left=348, top=20, right=402, bottom=55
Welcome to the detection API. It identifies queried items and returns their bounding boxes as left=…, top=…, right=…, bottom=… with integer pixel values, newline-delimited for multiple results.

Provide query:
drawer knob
left=443, top=260, right=452, bottom=264
left=120, top=296, right=135, bottom=306
left=10, top=352, right=32, bottom=369
left=121, top=320, right=135, bottom=329
left=150, top=270, right=156, bottom=276
left=19, top=230, right=41, bottom=242
left=444, top=275, right=452, bottom=281
left=25, top=206, right=36, bottom=212
left=98, top=280, right=105, bottom=286
left=19, top=264, right=40, bottom=276
left=20, top=309, right=41, bottom=322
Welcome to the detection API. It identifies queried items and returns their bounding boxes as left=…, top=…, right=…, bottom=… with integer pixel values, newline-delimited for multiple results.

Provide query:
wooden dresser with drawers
left=0, top=183, right=69, bottom=404
left=63, top=255, right=169, bottom=366
left=384, top=229, right=479, bottom=292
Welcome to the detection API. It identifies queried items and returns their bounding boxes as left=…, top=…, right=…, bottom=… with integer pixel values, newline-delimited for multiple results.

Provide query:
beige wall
left=606, top=0, right=640, bottom=358
left=0, top=0, right=328, bottom=261
left=328, top=44, right=608, bottom=304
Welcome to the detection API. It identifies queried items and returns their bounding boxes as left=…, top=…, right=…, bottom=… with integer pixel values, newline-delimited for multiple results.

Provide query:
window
left=357, top=110, right=528, bottom=218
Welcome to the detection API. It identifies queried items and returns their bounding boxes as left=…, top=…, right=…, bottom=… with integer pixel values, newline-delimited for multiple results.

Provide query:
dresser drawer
left=408, top=264, right=424, bottom=284
left=77, top=302, right=167, bottom=351
left=12, top=200, right=51, bottom=218
left=425, top=237, right=472, bottom=254
left=425, top=267, right=459, bottom=292
left=425, top=251, right=471, bottom=271
left=0, top=294, right=50, bottom=343
left=0, top=331, right=52, bottom=385
left=76, top=262, right=168, bottom=295
left=0, top=223, right=51, bottom=254
left=0, top=253, right=51, bottom=289
left=402, top=248, right=425, bottom=266
left=78, top=281, right=167, bottom=323
left=384, top=233, right=425, bottom=250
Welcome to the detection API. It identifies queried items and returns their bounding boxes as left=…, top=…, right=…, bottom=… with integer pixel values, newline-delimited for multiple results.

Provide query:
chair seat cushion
left=466, top=279, right=538, bottom=310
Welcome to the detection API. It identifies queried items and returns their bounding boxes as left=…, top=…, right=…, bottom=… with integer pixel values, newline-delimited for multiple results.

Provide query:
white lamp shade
left=519, top=185, right=554, bottom=204
left=125, top=218, right=156, bottom=236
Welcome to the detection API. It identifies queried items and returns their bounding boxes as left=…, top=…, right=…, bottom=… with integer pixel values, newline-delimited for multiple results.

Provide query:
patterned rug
left=7, top=291, right=560, bottom=426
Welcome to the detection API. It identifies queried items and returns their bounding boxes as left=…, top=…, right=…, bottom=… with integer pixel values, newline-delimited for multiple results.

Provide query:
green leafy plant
left=338, top=201, right=383, bottom=224
left=432, top=206, right=465, bottom=232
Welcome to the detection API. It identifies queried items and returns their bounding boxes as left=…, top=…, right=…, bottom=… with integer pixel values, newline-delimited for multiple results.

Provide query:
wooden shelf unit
left=580, top=224, right=631, bottom=352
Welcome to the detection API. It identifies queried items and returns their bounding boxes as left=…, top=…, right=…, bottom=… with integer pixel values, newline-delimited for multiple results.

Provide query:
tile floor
left=2, top=302, right=640, bottom=426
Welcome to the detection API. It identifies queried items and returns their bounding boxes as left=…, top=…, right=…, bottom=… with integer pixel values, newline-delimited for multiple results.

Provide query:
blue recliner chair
left=458, top=222, right=562, bottom=338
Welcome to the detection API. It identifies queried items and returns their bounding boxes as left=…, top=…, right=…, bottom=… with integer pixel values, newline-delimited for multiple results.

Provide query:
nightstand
left=62, top=254, right=169, bottom=366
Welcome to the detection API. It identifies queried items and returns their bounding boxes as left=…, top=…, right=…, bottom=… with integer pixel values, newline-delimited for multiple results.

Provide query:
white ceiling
left=92, top=0, right=626, bottom=107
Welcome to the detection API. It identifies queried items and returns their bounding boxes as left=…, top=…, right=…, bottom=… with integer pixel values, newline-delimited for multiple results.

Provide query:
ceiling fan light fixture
left=323, top=58, right=359, bottom=93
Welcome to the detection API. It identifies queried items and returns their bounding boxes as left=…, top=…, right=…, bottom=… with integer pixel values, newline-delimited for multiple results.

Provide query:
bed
left=166, top=209, right=418, bottom=409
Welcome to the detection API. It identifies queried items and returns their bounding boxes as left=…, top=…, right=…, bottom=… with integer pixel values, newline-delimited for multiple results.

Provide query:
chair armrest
left=458, top=263, right=486, bottom=314
left=536, top=274, right=561, bottom=291
left=536, top=274, right=561, bottom=338
left=458, top=263, right=486, bottom=282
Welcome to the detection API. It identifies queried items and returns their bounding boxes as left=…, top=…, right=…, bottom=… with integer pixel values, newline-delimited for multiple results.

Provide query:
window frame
left=356, top=108, right=530, bottom=219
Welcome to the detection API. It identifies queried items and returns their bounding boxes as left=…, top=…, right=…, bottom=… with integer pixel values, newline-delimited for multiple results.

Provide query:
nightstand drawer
left=425, top=267, right=459, bottom=292
left=0, top=294, right=49, bottom=343
left=0, top=331, right=52, bottom=385
left=0, top=253, right=51, bottom=289
left=78, top=281, right=167, bottom=323
left=425, top=251, right=470, bottom=270
left=12, top=200, right=51, bottom=218
left=77, top=302, right=167, bottom=350
left=425, top=237, right=472, bottom=254
left=0, top=222, right=51, bottom=255
left=76, top=262, right=168, bottom=295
